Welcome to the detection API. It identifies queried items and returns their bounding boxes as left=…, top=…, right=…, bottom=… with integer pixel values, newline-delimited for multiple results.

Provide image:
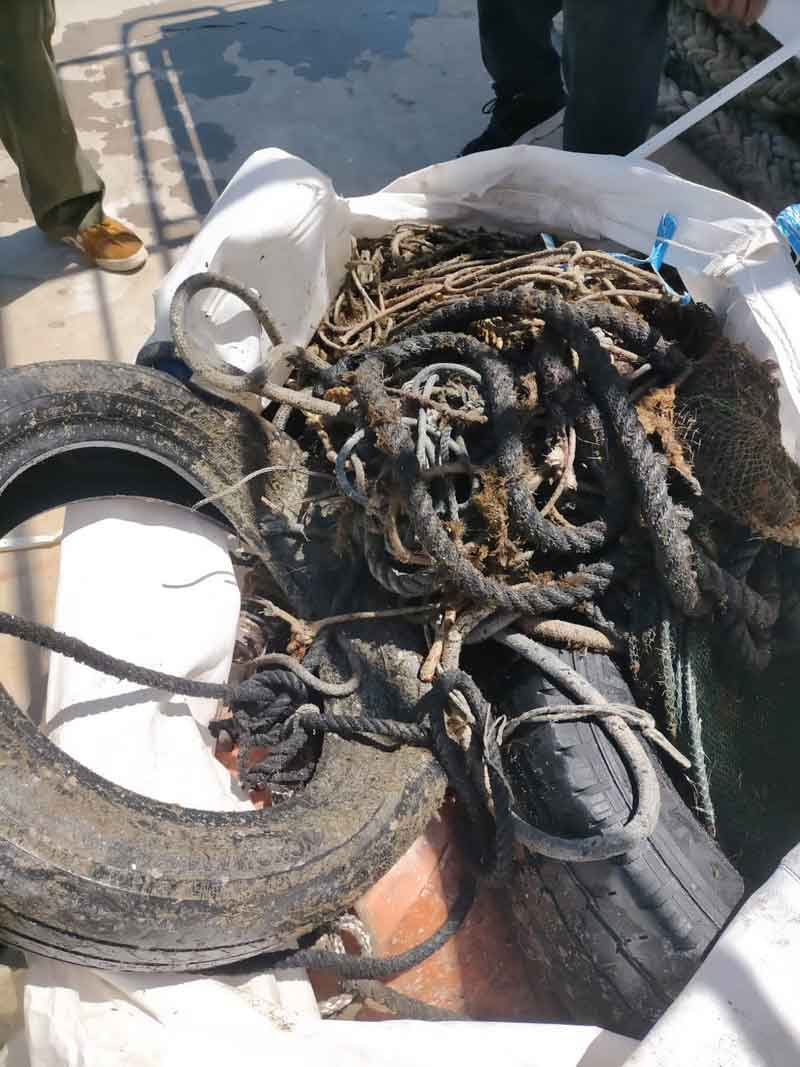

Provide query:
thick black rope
left=577, top=300, right=688, bottom=378
left=362, top=526, right=441, bottom=598
left=0, top=613, right=359, bottom=708
left=643, top=299, right=719, bottom=362
left=694, top=553, right=778, bottom=672
left=0, top=611, right=236, bottom=701
left=329, top=330, right=490, bottom=384
left=342, top=979, right=470, bottom=1021
left=351, top=345, right=619, bottom=615
left=384, top=287, right=779, bottom=655
left=207, top=875, right=476, bottom=979
left=536, top=333, right=632, bottom=522
left=408, top=481, right=618, bottom=614
left=478, top=343, right=615, bottom=556
left=393, top=288, right=704, bottom=618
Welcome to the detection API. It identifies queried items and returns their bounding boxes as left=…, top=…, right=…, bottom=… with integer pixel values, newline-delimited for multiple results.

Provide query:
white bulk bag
left=15, top=146, right=800, bottom=1066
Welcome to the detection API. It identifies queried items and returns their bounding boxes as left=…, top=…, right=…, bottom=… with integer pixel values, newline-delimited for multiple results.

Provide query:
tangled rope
left=313, top=285, right=775, bottom=667
left=155, top=225, right=794, bottom=855
left=155, top=226, right=786, bottom=826
left=312, top=225, right=678, bottom=358
left=0, top=608, right=687, bottom=988
left=0, top=610, right=681, bottom=874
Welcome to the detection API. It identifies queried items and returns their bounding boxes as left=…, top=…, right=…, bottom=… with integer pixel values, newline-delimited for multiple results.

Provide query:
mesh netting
left=677, top=343, right=800, bottom=542
left=679, top=621, right=800, bottom=883
left=629, top=565, right=800, bottom=886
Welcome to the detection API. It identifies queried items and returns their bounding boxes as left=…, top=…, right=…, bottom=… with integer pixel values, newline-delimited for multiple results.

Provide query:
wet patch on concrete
left=31, top=0, right=482, bottom=232
left=12, top=0, right=477, bottom=241
left=160, top=1, right=438, bottom=85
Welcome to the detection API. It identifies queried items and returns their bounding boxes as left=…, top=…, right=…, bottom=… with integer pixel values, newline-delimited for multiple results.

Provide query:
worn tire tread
left=506, top=649, right=743, bottom=1037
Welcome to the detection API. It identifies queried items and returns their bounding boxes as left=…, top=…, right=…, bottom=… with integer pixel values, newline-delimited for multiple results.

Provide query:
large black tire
left=504, top=648, right=744, bottom=1039
left=0, top=361, right=444, bottom=971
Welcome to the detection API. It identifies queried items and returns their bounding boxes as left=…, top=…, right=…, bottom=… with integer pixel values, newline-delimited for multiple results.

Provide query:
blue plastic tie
left=776, top=204, right=800, bottom=262
left=540, top=232, right=556, bottom=250
left=608, top=213, right=691, bottom=305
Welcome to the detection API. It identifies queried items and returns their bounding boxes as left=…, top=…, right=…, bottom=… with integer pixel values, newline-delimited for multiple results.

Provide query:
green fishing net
left=639, top=609, right=800, bottom=886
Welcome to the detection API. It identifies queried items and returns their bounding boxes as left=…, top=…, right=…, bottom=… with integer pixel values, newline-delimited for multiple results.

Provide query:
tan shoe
left=64, top=216, right=148, bottom=273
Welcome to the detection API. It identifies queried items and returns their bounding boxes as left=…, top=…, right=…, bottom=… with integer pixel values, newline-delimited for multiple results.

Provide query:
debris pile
left=206, top=223, right=799, bottom=847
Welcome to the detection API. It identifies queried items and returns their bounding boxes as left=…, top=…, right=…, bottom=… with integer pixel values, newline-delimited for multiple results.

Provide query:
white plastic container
left=151, top=150, right=352, bottom=382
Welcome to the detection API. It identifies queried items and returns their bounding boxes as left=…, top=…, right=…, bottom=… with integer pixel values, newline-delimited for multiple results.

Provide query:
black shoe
left=460, top=92, right=565, bottom=156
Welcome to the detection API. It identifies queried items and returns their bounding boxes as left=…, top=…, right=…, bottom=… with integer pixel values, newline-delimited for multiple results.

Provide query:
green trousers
left=0, top=0, right=104, bottom=237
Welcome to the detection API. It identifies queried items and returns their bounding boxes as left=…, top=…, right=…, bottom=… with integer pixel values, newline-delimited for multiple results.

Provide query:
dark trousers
left=0, top=0, right=104, bottom=237
left=477, top=0, right=669, bottom=155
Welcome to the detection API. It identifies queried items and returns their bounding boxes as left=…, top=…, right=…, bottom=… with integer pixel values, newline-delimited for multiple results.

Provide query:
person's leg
left=0, top=0, right=105, bottom=237
left=562, top=0, right=668, bottom=155
left=462, top=0, right=564, bottom=155
left=478, top=0, right=563, bottom=101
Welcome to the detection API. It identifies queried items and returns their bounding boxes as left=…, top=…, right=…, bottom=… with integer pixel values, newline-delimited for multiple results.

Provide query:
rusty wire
left=311, top=225, right=671, bottom=360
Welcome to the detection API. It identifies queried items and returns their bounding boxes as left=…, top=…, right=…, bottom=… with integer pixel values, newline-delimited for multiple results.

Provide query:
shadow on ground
left=51, top=0, right=445, bottom=252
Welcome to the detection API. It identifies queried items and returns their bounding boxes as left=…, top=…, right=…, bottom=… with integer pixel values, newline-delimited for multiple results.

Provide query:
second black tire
left=503, top=647, right=744, bottom=1039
